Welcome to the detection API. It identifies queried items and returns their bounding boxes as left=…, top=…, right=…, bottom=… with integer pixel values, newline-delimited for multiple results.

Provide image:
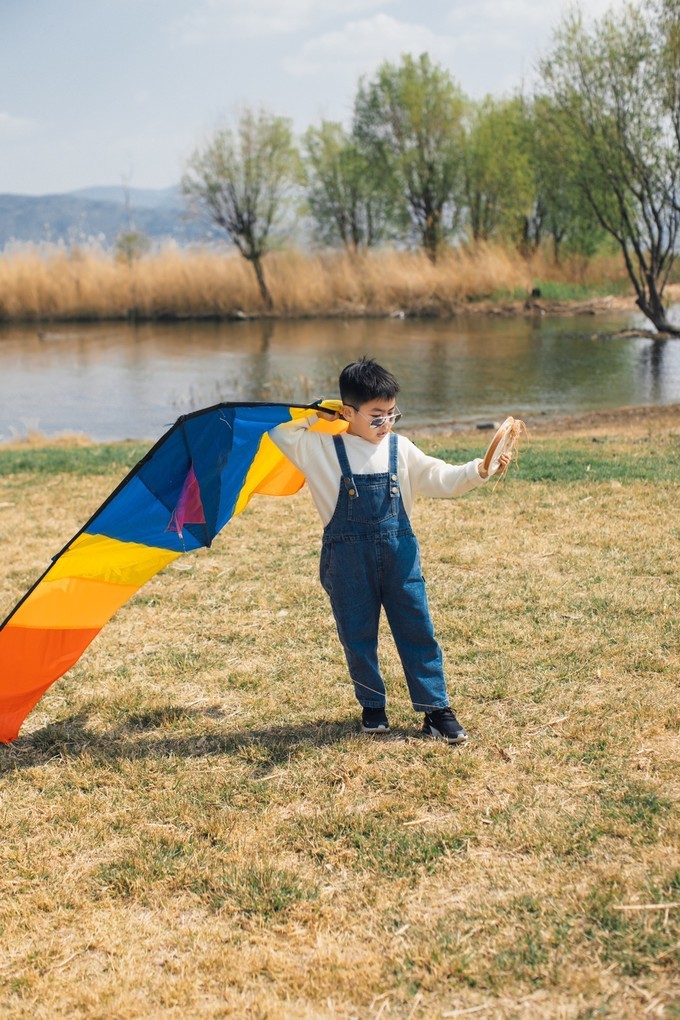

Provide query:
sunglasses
left=348, top=406, right=403, bottom=429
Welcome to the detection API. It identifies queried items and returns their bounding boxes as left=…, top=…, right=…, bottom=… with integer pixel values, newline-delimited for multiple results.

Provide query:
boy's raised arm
left=269, top=412, right=320, bottom=473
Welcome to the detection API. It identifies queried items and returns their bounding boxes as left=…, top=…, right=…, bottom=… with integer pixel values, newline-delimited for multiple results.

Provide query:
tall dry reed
left=0, top=242, right=632, bottom=322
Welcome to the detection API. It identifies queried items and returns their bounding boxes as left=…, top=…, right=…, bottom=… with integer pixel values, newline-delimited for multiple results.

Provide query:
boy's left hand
left=478, top=452, right=511, bottom=479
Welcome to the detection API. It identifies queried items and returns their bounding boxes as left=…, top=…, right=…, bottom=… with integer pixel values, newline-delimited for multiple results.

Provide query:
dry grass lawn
left=0, top=411, right=678, bottom=1018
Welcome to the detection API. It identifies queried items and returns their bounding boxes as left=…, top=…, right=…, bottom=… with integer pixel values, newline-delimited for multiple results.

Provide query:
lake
left=1, top=312, right=679, bottom=443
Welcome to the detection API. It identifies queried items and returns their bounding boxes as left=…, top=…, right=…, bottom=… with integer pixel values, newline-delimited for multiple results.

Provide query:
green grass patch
left=530, top=279, right=631, bottom=301
left=480, top=278, right=632, bottom=303
left=283, top=809, right=471, bottom=878
left=93, top=838, right=315, bottom=918
left=2, top=435, right=677, bottom=484
left=189, top=864, right=317, bottom=917
left=584, top=879, right=679, bottom=977
left=423, top=435, right=679, bottom=483
left=0, top=442, right=149, bottom=477
left=599, top=782, right=671, bottom=844
left=94, top=837, right=192, bottom=898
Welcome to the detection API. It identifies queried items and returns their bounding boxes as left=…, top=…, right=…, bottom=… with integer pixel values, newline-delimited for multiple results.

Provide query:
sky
left=0, top=0, right=626, bottom=196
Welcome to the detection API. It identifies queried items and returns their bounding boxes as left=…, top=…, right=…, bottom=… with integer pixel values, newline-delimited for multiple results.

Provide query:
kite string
left=338, top=424, right=529, bottom=708
left=339, top=673, right=464, bottom=714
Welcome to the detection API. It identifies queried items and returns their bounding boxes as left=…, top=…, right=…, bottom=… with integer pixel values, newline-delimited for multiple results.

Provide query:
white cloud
left=168, top=0, right=393, bottom=46
left=446, top=0, right=630, bottom=56
left=284, top=13, right=457, bottom=78
left=448, top=0, right=551, bottom=32
left=0, top=111, right=34, bottom=135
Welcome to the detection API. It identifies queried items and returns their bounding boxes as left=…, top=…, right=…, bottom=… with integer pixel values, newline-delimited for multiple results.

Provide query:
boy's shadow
left=0, top=704, right=414, bottom=774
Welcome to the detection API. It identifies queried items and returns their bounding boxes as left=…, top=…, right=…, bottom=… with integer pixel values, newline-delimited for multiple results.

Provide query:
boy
left=270, top=358, right=508, bottom=744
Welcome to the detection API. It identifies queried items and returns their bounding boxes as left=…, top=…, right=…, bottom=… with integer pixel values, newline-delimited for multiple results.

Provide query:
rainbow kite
left=0, top=401, right=345, bottom=743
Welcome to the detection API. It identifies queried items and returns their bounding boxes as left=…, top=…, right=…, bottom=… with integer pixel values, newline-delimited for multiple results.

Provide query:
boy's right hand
left=478, top=452, right=512, bottom=479
left=313, top=398, right=343, bottom=421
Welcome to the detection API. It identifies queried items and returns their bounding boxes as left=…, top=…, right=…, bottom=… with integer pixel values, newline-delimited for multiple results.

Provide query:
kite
left=0, top=400, right=346, bottom=743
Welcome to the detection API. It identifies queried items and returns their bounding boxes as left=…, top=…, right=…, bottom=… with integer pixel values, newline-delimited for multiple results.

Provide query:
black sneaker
left=361, top=707, right=390, bottom=733
left=422, top=707, right=467, bottom=744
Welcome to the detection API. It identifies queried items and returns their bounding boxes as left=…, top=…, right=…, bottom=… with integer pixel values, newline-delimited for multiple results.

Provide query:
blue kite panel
left=215, top=405, right=293, bottom=532
left=86, top=475, right=204, bottom=552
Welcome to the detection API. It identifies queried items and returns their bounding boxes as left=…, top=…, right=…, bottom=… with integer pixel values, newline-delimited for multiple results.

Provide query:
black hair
left=339, top=357, right=400, bottom=407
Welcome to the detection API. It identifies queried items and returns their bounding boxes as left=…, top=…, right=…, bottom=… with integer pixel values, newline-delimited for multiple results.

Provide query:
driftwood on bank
left=591, top=327, right=680, bottom=341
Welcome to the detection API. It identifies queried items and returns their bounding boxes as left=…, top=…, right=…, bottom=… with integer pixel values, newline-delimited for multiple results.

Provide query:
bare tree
left=182, top=109, right=299, bottom=310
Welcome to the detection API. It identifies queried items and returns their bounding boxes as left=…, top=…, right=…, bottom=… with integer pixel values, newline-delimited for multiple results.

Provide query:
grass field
left=0, top=415, right=678, bottom=1018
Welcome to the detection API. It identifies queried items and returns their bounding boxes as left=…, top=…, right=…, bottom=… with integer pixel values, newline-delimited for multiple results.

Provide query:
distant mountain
left=0, top=186, right=211, bottom=249
left=68, top=185, right=181, bottom=209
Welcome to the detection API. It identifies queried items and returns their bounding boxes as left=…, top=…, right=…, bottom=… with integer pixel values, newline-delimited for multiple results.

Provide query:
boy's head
left=339, top=357, right=401, bottom=444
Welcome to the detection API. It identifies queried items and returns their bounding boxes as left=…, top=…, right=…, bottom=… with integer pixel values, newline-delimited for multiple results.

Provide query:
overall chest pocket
left=347, top=478, right=399, bottom=525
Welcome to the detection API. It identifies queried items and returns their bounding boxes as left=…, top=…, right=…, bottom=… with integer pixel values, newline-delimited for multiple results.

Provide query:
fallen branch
left=591, top=328, right=679, bottom=341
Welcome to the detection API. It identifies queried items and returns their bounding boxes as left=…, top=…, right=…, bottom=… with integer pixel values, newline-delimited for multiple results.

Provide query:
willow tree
left=182, top=109, right=299, bottom=310
left=524, top=97, right=606, bottom=260
left=463, top=96, right=535, bottom=245
left=303, top=121, right=394, bottom=251
left=353, top=53, right=465, bottom=261
left=540, top=1, right=680, bottom=334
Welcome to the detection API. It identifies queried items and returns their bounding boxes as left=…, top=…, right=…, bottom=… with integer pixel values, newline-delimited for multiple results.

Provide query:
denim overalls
left=320, top=433, right=450, bottom=713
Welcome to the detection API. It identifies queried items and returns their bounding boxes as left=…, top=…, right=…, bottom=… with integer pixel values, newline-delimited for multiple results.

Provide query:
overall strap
left=332, top=434, right=359, bottom=499
left=388, top=433, right=399, bottom=489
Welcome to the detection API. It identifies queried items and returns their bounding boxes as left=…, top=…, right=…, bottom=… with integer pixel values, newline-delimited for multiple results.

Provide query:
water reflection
left=1, top=313, right=679, bottom=442
left=638, top=340, right=666, bottom=402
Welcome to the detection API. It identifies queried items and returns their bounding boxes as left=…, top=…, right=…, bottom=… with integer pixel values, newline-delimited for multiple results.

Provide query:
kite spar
left=0, top=400, right=345, bottom=743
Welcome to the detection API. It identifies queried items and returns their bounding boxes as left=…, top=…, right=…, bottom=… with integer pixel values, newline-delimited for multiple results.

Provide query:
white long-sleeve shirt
left=270, top=414, right=487, bottom=526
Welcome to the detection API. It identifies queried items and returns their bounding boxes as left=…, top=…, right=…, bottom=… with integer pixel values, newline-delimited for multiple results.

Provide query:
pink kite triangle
left=167, top=464, right=206, bottom=539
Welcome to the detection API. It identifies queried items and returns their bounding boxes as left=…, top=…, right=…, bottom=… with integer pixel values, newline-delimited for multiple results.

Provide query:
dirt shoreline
left=450, top=292, right=636, bottom=319
left=413, top=402, right=680, bottom=441
left=440, top=281, right=679, bottom=323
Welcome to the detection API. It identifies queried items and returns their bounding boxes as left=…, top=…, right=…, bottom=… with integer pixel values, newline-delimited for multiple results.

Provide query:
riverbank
left=413, top=402, right=680, bottom=440
left=1, top=243, right=664, bottom=324
left=0, top=426, right=677, bottom=1018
